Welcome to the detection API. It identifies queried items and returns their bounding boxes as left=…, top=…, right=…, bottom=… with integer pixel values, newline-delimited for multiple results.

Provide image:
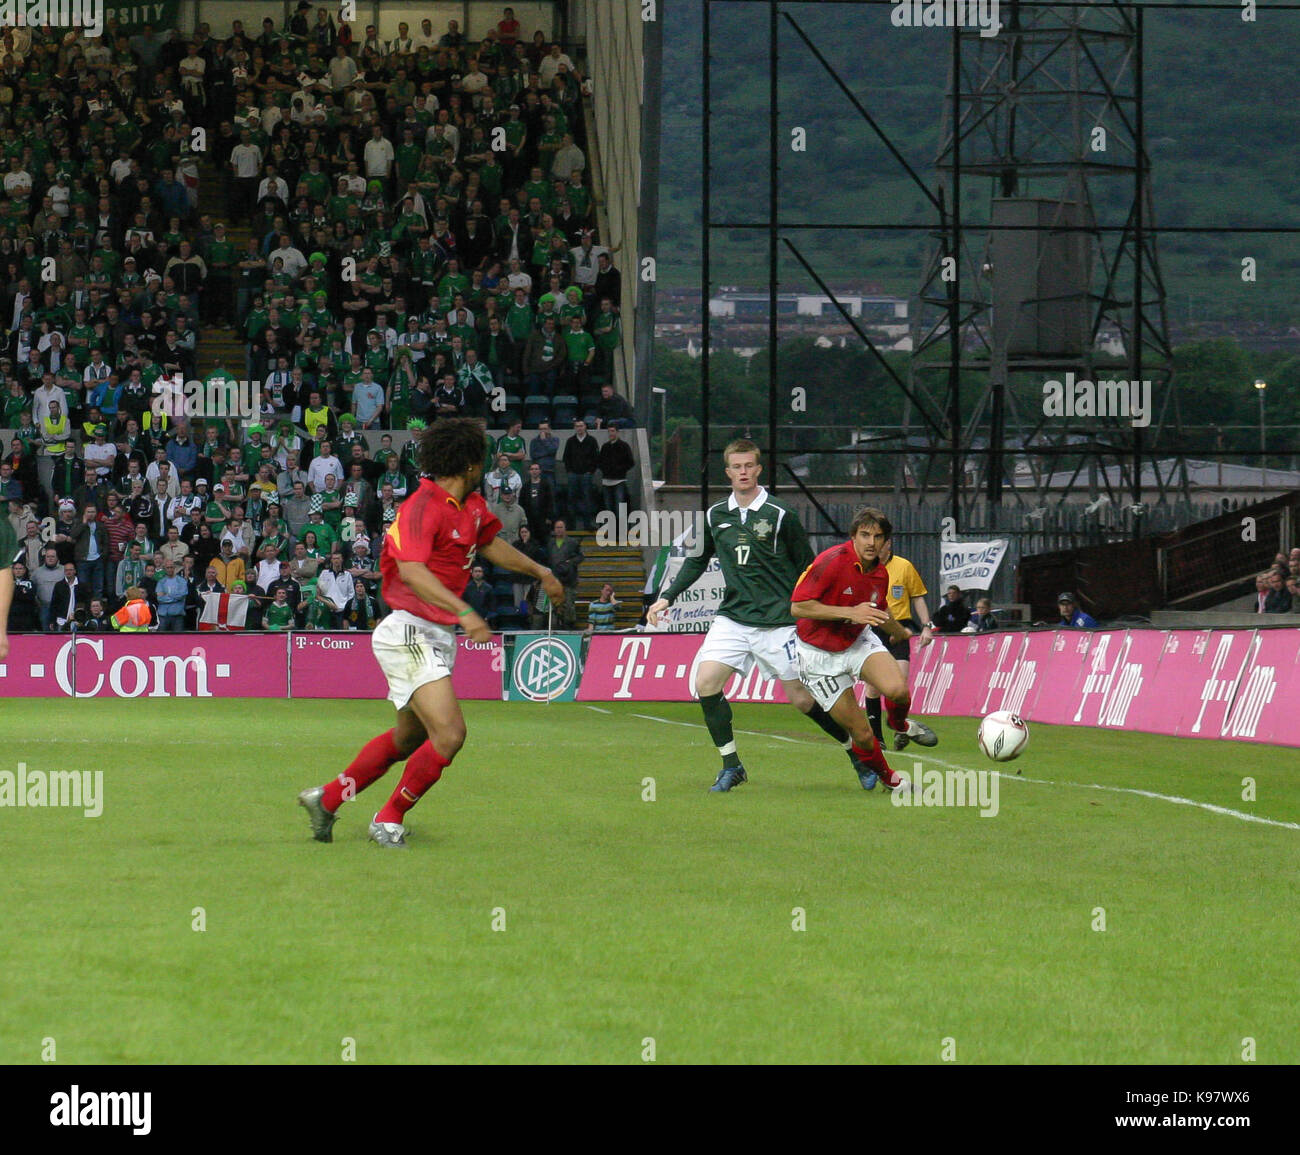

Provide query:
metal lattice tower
left=905, top=1, right=1184, bottom=523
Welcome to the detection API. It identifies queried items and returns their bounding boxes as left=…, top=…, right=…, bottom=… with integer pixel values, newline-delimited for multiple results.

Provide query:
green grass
left=1, top=699, right=1297, bottom=1064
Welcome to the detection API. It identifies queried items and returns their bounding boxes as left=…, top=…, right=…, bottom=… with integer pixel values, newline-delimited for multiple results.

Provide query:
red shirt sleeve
left=474, top=502, right=502, bottom=548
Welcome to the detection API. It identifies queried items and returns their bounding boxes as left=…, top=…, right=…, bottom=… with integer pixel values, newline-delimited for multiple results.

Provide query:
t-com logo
left=1073, top=632, right=1145, bottom=727
left=513, top=637, right=577, bottom=702
left=1191, top=632, right=1277, bottom=739
left=979, top=633, right=1038, bottom=716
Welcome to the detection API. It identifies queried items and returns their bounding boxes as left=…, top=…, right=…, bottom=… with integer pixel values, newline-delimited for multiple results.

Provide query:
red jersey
left=792, top=540, right=889, bottom=652
left=379, top=479, right=502, bottom=626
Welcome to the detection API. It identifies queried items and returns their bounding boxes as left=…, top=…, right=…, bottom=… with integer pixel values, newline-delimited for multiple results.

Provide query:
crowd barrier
left=5, top=627, right=1299, bottom=746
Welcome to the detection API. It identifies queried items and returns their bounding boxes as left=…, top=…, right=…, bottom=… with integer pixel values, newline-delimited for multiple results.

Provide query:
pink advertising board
left=0, top=633, right=287, bottom=698
left=909, top=627, right=1300, bottom=746
left=287, top=633, right=504, bottom=700
left=578, top=633, right=791, bottom=703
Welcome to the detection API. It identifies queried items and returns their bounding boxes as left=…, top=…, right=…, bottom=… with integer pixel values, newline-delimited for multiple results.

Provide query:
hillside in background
left=657, top=1, right=1300, bottom=332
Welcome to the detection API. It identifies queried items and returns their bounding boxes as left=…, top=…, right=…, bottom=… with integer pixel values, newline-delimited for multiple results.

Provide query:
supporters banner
left=939, top=540, right=1009, bottom=592
left=101, top=3, right=183, bottom=35
left=287, top=633, right=503, bottom=700
left=645, top=543, right=725, bottom=633
left=578, top=633, right=791, bottom=703
left=0, top=633, right=285, bottom=698
left=505, top=632, right=584, bottom=702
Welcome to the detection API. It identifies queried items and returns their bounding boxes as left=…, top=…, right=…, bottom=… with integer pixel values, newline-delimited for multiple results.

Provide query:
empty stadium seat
left=552, top=394, right=579, bottom=426
left=524, top=394, right=551, bottom=428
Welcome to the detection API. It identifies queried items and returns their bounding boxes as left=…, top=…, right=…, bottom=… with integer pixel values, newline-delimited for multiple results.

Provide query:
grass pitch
left=2, top=698, right=1297, bottom=1064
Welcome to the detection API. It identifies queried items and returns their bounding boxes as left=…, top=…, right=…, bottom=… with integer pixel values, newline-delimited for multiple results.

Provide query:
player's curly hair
left=849, top=506, right=893, bottom=540
left=418, top=417, right=489, bottom=481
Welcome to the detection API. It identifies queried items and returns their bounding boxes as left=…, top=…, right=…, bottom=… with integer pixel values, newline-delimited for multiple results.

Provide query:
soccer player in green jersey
left=647, top=439, right=876, bottom=792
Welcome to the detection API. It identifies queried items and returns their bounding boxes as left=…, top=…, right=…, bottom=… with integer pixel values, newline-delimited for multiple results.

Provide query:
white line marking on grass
left=585, top=706, right=613, bottom=714
left=631, top=713, right=803, bottom=743
left=631, top=712, right=1300, bottom=831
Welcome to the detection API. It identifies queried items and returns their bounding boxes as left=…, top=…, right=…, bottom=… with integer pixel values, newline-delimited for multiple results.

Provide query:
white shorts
left=372, top=610, right=458, bottom=710
left=796, top=629, right=888, bottom=711
left=696, top=615, right=799, bottom=683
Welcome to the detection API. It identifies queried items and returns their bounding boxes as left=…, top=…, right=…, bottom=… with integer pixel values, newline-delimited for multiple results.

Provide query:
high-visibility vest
left=41, top=414, right=69, bottom=454
left=141, top=410, right=170, bottom=436
left=112, top=599, right=152, bottom=631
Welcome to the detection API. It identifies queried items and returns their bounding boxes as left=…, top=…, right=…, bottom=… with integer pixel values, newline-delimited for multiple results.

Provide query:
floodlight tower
left=905, top=1, right=1182, bottom=521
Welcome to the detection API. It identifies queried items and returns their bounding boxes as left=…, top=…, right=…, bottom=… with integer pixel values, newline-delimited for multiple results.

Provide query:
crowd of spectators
left=1254, top=550, right=1300, bottom=614
left=1, top=6, right=640, bottom=635
left=5, top=408, right=637, bottom=632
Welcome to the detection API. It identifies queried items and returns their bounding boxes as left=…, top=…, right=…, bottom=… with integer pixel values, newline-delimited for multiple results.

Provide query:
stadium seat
left=493, top=580, right=528, bottom=629
left=502, top=395, right=523, bottom=423
left=552, top=395, right=579, bottom=426
left=524, top=394, right=551, bottom=428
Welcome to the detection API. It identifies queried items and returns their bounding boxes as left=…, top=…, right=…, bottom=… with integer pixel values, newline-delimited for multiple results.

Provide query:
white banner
left=645, top=529, right=725, bottom=633
left=939, top=540, right=1009, bottom=592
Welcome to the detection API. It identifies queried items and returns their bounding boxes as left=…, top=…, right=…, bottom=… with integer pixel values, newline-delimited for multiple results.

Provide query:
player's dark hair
left=419, top=417, right=488, bottom=480
left=850, top=506, right=892, bottom=540
left=723, top=438, right=761, bottom=464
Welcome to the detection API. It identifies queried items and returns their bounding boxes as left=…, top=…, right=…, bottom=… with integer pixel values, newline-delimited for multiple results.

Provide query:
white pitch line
left=631, top=712, right=804, bottom=743
left=631, top=712, right=1300, bottom=832
left=585, top=706, right=613, bottom=714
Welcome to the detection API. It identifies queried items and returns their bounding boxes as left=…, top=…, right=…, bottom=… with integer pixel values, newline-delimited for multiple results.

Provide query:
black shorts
left=873, top=620, right=915, bottom=661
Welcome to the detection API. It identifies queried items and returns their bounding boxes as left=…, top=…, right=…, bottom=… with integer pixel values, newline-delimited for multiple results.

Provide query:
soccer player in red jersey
left=790, top=507, right=935, bottom=792
left=298, top=418, right=565, bottom=848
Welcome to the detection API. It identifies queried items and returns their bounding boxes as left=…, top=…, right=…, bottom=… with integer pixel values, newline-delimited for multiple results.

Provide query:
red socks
left=852, top=739, right=891, bottom=774
left=884, top=697, right=909, bottom=733
left=322, top=729, right=403, bottom=812
left=375, top=741, right=450, bottom=825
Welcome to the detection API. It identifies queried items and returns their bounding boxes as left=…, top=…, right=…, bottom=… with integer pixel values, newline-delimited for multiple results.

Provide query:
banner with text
left=906, top=626, right=1300, bottom=745
left=288, top=632, right=503, bottom=700
left=0, top=633, right=285, bottom=698
left=646, top=550, right=725, bottom=633
left=578, top=633, right=791, bottom=703
left=939, top=539, right=1009, bottom=592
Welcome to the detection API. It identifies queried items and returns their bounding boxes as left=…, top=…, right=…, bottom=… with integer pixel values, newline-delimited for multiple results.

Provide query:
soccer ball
left=978, top=711, right=1029, bottom=762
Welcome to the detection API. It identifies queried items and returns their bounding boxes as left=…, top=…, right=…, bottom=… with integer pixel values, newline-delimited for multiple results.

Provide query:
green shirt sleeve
left=779, top=506, right=815, bottom=574
left=661, top=511, right=715, bottom=604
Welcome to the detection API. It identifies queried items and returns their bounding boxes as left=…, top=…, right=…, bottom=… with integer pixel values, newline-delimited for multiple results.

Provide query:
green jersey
left=264, top=601, right=294, bottom=630
left=495, top=433, right=525, bottom=477
left=661, top=489, right=814, bottom=628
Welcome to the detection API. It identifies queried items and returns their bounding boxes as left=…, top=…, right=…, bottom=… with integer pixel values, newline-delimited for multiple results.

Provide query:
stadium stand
left=1, top=5, right=642, bottom=633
